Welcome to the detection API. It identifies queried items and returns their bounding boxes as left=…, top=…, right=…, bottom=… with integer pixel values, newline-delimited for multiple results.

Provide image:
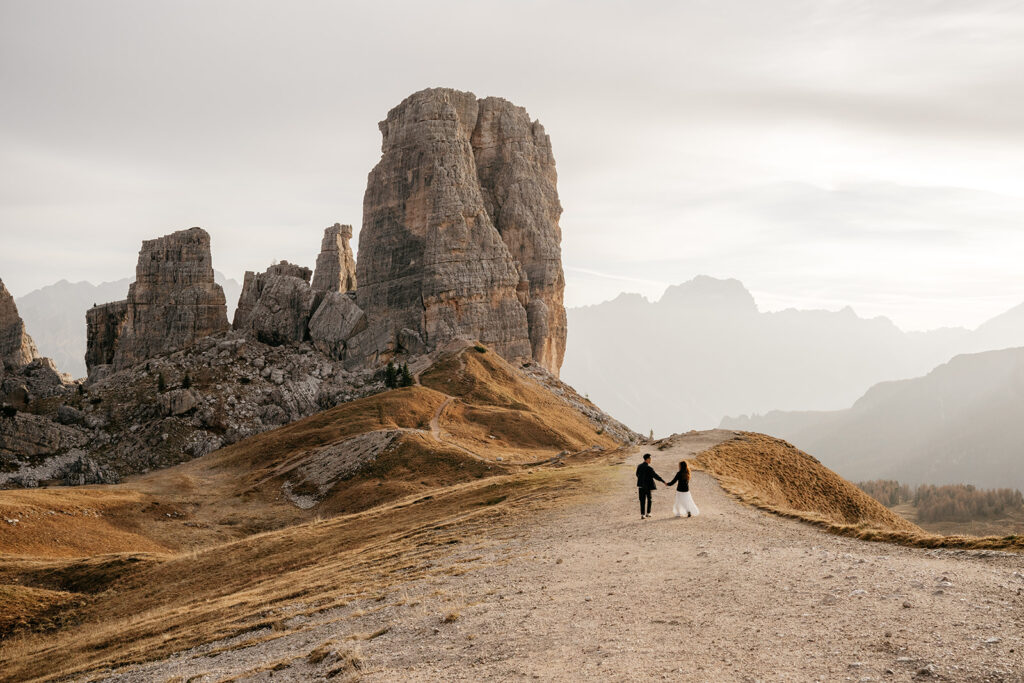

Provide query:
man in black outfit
left=635, top=453, right=665, bottom=519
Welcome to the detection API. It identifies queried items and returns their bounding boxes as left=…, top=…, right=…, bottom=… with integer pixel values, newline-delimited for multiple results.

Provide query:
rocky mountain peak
left=350, top=88, right=566, bottom=374
left=658, top=275, right=758, bottom=314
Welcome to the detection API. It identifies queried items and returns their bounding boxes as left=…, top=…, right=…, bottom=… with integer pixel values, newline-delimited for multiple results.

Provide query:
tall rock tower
left=352, top=88, right=567, bottom=375
left=86, top=227, right=229, bottom=378
left=312, top=223, right=357, bottom=293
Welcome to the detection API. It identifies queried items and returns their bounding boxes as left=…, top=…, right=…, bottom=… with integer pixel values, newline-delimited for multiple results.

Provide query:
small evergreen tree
left=400, top=363, right=413, bottom=387
left=157, top=372, right=167, bottom=392
left=384, top=361, right=398, bottom=388
left=182, top=372, right=192, bottom=389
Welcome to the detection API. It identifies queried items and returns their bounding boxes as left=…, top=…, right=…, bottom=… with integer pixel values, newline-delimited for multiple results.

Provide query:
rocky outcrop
left=351, top=88, right=566, bottom=374
left=85, top=300, right=128, bottom=378
left=311, top=224, right=357, bottom=293
left=232, top=262, right=319, bottom=345
left=472, top=97, right=567, bottom=373
left=1, top=358, right=73, bottom=405
left=348, top=87, right=565, bottom=374
left=0, top=278, right=39, bottom=372
left=308, top=292, right=366, bottom=358
left=84, top=228, right=230, bottom=378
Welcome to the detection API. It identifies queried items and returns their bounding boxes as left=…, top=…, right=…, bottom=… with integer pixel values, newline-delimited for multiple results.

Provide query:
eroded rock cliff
left=312, top=224, right=357, bottom=293
left=233, top=262, right=319, bottom=345
left=85, top=228, right=230, bottom=378
left=0, top=278, right=40, bottom=372
left=351, top=88, right=566, bottom=374
left=473, top=97, right=567, bottom=373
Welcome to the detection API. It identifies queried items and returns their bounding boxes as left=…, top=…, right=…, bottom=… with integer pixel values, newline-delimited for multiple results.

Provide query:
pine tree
left=182, top=372, right=192, bottom=389
left=401, top=363, right=413, bottom=387
left=384, top=362, right=398, bottom=388
left=157, top=372, right=167, bottom=392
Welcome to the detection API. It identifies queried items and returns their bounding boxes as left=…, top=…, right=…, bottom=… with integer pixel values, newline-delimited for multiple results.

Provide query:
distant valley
left=724, top=346, right=1024, bottom=490
left=562, top=275, right=1024, bottom=436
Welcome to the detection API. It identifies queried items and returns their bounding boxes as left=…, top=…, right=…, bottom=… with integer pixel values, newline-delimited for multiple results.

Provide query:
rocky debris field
left=1, top=332, right=384, bottom=488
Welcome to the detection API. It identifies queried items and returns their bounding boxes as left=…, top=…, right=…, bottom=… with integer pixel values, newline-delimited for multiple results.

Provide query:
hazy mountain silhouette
left=16, top=273, right=241, bottom=378
left=722, top=347, right=1024, bottom=490
left=562, top=276, right=1024, bottom=436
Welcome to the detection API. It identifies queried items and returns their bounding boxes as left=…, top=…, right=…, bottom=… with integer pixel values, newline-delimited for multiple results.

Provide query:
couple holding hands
left=635, top=453, right=700, bottom=520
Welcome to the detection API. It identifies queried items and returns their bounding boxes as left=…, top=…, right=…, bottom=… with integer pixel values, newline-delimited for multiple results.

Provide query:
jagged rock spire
left=312, top=223, right=357, bottom=293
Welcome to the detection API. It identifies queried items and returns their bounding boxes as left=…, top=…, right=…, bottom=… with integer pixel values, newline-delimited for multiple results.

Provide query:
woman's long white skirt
left=673, top=491, right=699, bottom=517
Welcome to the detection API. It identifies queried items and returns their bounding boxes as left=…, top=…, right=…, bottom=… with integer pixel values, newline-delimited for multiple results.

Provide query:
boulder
left=308, top=291, right=366, bottom=359
left=158, top=389, right=199, bottom=416
left=233, top=262, right=318, bottom=345
left=0, top=278, right=39, bottom=372
left=311, top=224, right=357, bottom=293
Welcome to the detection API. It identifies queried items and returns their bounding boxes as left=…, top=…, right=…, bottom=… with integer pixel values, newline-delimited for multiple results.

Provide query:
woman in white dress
left=666, top=460, right=699, bottom=518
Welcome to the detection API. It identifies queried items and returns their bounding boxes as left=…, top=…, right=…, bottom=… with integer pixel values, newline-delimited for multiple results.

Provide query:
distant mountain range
left=561, top=276, right=1024, bottom=436
left=722, top=347, right=1024, bottom=490
left=16, top=274, right=241, bottom=379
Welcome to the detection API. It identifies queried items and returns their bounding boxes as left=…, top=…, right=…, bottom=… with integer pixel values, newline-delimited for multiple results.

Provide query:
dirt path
left=94, top=432, right=1024, bottom=682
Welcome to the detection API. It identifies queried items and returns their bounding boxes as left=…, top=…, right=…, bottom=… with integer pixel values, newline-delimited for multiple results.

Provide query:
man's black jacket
left=635, top=462, right=665, bottom=490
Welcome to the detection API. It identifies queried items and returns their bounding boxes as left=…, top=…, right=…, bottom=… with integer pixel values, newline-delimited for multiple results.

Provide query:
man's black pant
left=639, top=487, right=652, bottom=515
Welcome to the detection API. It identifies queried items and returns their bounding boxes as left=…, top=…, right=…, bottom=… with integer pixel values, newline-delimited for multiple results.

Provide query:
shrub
left=473, top=345, right=487, bottom=353
left=0, top=404, right=17, bottom=419
left=157, top=372, right=167, bottom=392
left=181, top=372, right=192, bottom=389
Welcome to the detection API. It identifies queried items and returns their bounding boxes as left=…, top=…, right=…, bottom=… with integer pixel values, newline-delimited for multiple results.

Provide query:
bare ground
left=88, top=431, right=1024, bottom=682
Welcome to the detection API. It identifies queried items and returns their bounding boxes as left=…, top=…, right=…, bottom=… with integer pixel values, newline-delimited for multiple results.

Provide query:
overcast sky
left=3, top=0, right=1024, bottom=330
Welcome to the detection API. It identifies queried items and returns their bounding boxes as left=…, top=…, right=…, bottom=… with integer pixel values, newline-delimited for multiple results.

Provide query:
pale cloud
left=2, top=0, right=1024, bottom=331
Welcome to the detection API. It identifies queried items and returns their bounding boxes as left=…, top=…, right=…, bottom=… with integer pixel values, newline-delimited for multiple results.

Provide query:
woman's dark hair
left=679, top=460, right=690, bottom=482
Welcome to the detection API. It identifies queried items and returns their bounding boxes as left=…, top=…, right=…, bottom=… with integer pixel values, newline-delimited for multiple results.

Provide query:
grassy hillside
left=692, top=432, right=1024, bottom=550
left=0, top=344, right=634, bottom=680
left=722, top=347, right=1024, bottom=490
left=693, top=433, right=920, bottom=533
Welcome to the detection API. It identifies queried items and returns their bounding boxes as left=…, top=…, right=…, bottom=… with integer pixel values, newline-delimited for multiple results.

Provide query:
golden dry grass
left=0, top=489, right=172, bottom=558
left=420, top=348, right=619, bottom=461
left=0, top=465, right=600, bottom=682
left=0, top=585, right=82, bottom=639
left=695, top=433, right=1024, bottom=551
left=0, top=347, right=634, bottom=681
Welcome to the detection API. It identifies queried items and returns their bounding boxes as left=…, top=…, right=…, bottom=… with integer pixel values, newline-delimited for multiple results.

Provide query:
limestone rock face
left=311, top=224, right=357, bottom=293
left=0, top=278, right=40, bottom=372
left=233, top=262, right=318, bottom=346
left=85, top=300, right=128, bottom=378
left=98, top=228, right=229, bottom=372
left=354, top=88, right=569, bottom=371
left=472, top=97, right=567, bottom=373
left=308, top=292, right=366, bottom=359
